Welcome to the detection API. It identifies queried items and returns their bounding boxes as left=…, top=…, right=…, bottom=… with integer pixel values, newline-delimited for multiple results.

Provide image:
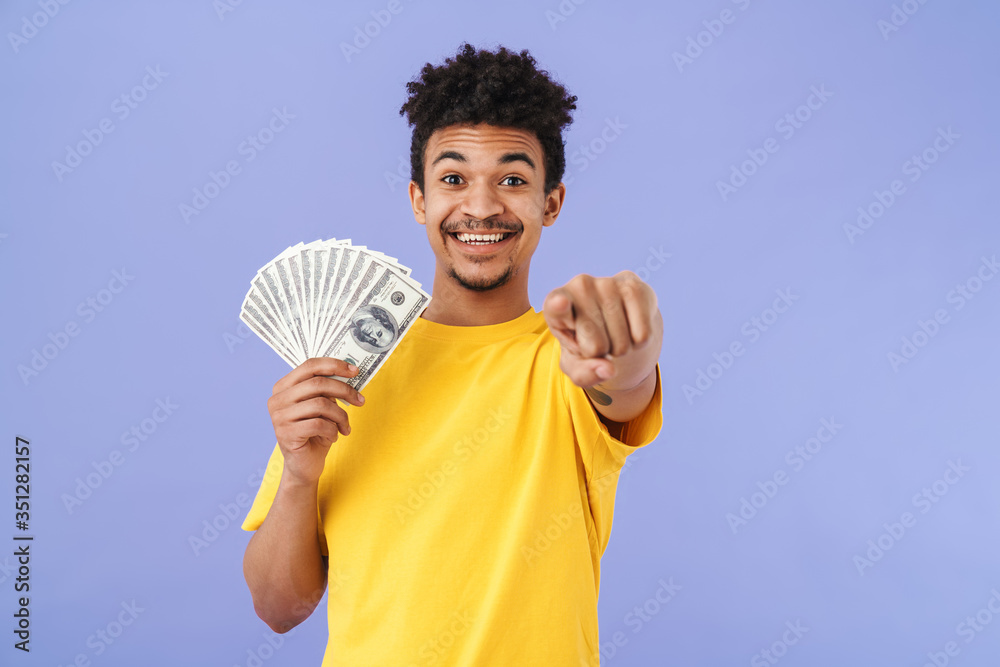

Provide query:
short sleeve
left=241, top=442, right=284, bottom=531
left=242, top=443, right=330, bottom=557
left=561, top=363, right=663, bottom=482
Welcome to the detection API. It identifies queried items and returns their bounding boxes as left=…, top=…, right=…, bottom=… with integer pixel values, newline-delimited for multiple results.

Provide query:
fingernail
left=596, top=365, right=613, bottom=380
left=357, top=394, right=365, bottom=405
left=347, top=363, right=358, bottom=372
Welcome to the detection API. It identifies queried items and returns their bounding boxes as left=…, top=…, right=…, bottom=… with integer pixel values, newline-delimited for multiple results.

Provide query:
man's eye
left=502, top=176, right=525, bottom=186
left=442, top=175, right=463, bottom=185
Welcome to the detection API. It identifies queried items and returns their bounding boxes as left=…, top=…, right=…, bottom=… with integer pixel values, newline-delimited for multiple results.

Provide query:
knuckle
left=600, top=295, right=621, bottom=315
left=271, top=405, right=287, bottom=424
left=618, top=279, right=641, bottom=298
left=617, top=269, right=640, bottom=282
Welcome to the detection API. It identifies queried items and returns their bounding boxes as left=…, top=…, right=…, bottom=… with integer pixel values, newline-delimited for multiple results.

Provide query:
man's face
left=359, top=318, right=389, bottom=346
left=409, top=123, right=565, bottom=292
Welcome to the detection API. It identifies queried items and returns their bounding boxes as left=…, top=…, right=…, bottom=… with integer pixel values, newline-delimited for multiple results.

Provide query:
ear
left=409, top=180, right=426, bottom=225
left=542, top=182, right=566, bottom=227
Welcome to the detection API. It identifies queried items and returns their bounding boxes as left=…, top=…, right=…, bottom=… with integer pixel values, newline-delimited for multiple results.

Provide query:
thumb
left=561, top=351, right=616, bottom=388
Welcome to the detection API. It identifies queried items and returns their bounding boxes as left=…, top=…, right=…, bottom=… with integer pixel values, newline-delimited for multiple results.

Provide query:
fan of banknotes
left=239, top=238, right=431, bottom=390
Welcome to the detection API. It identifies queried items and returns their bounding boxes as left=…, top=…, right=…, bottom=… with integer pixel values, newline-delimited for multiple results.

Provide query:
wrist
left=600, top=362, right=657, bottom=394
left=279, top=467, right=321, bottom=494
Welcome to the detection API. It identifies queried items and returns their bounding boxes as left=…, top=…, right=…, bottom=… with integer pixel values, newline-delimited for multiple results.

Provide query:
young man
left=242, top=43, right=663, bottom=666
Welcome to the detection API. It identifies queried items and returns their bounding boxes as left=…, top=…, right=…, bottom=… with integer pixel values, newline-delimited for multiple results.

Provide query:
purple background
left=2, top=1, right=999, bottom=665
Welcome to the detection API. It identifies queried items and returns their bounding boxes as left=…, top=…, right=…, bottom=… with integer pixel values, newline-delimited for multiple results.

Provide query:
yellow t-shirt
left=243, top=307, right=663, bottom=666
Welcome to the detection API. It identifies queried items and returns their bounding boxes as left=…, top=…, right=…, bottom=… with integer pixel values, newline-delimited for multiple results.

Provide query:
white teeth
left=456, top=232, right=510, bottom=244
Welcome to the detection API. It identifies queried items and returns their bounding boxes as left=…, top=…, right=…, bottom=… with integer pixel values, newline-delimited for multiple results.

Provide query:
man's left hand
left=543, top=271, right=662, bottom=391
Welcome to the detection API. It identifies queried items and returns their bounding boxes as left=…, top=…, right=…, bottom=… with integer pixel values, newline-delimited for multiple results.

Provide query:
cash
left=239, top=238, right=431, bottom=390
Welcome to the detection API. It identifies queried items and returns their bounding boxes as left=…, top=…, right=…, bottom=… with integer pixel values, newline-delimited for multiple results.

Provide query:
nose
left=459, top=179, right=504, bottom=222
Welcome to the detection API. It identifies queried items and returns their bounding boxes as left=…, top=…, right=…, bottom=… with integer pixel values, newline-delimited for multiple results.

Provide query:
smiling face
left=409, top=123, right=565, bottom=293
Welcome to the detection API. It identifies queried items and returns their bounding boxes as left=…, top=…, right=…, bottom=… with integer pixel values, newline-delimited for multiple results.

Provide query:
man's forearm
left=243, top=472, right=328, bottom=633
left=586, top=363, right=658, bottom=424
left=586, top=307, right=662, bottom=424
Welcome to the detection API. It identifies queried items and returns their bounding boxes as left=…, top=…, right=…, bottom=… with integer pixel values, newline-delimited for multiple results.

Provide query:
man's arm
left=243, top=473, right=328, bottom=633
left=243, top=358, right=366, bottom=632
left=543, top=271, right=662, bottom=431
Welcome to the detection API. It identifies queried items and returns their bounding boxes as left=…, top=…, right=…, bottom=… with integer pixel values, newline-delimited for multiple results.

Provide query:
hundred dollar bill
left=239, top=298, right=300, bottom=368
left=240, top=238, right=429, bottom=387
left=321, top=254, right=387, bottom=354
left=298, top=247, right=315, bottom=351
left=318, top=267, right=430, bottom=391
left=274, top=257, right=311, bottom=359
left=258, top=263, right=305, bottom=361
left=316, top=245, right=357, bottom=350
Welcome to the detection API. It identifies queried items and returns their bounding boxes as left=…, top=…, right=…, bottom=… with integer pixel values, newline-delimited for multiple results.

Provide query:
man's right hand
left=267, top=357, right=366, bottom=486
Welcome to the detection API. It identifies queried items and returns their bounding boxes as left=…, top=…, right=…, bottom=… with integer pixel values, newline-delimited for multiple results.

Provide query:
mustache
left=442, top=218, right=522, bottom=234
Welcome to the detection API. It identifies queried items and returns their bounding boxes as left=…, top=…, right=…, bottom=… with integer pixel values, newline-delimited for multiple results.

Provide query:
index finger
left=543, top=288, right=578, bottom=331
left=542, top=289, right=580, bottom=352
left=273, top=357, right=359, bottom=395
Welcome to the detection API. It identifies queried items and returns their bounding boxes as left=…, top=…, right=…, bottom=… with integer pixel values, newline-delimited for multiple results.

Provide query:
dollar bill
left=318, top=266, right=430, bottom=390
left=239, top=238, right=430, bottom=388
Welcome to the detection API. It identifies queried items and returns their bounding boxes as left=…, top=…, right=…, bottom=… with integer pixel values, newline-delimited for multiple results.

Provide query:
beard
left=440, top=215, right=522, bottom=291
left=447, top=261, right=514, bottom=292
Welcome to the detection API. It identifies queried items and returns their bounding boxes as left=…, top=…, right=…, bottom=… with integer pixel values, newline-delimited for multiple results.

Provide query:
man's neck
left=420, top=266, right=532, bottom=326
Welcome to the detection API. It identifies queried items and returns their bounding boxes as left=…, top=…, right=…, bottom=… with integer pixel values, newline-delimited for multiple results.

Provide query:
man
left=242, top=43, right=663, bottom=666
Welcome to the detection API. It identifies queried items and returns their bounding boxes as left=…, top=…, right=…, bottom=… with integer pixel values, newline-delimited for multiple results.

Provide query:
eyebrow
left=430, top=150, right=536, bottom=171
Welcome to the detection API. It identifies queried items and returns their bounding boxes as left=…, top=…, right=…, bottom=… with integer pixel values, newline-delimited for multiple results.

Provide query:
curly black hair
left=399, top=43, right=577, bottom=195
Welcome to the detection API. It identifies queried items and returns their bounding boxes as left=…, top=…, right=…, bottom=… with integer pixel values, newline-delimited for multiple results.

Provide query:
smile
left=450, top=231, right=515, bottom=247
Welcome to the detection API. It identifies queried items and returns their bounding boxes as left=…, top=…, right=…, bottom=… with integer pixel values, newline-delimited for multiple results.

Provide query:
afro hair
left=399, top=43, right=577, bottom=195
